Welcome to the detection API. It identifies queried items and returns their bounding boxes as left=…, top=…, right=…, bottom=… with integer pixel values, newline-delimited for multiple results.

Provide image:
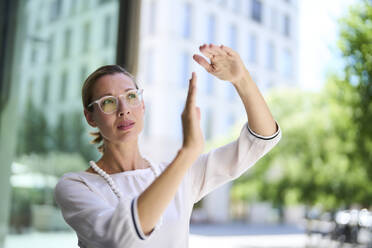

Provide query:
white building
left=19, top=0, right=298, bottom=222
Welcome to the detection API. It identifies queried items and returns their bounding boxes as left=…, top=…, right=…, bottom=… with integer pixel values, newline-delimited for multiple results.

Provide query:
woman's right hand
left=181, top=72, right=204, bottom=159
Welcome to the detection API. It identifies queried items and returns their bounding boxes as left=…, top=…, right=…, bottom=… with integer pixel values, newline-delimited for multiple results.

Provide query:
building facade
left=20, top=0, right=298, bottom=222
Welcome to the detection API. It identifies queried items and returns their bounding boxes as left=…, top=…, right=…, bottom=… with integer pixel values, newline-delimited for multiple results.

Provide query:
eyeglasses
left=88, top=89, right=144, bottom=114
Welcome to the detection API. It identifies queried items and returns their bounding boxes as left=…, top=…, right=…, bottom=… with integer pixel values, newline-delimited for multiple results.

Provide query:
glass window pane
left=251, top=0, right=262, bottom=23
left=248, top=34, right=257, bottom=63
left=6, top=1, right=120, bottom=245
left=181, top=2, right=192, bottom=39
left=207, top=14, right=216, bottom=44
left=228, top=24, right=237, bottom=50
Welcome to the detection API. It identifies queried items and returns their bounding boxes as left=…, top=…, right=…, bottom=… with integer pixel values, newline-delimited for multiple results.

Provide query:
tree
left=229, top=86, right=371, bottom=211
left=16, top=99, right=51, bottom=155
left=228, top=0, right=372, bottom=211
left=16, top=99, right=98, bottom=162
left=337, top=0, right=372, bottom=182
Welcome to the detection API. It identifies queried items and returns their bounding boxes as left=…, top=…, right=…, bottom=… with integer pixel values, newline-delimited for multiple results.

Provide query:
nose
left=117, top=96, right=130, bottom=117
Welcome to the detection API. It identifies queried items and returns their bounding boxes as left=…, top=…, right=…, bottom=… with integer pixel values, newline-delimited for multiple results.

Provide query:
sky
left=298, top=0, right=357, bottom=91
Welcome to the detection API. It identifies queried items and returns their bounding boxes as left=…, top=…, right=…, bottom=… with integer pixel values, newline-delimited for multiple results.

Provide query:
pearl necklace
left=89, top=158, right=158, bottom=199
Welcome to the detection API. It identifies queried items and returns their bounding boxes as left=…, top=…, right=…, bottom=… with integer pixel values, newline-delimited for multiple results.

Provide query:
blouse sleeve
left=188, top=121, right=281, bottom=203
left=54, top=176, right=156, bottom=248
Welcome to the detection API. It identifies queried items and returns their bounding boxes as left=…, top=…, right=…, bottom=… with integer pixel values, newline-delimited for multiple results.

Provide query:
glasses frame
left=87, top=89, right=144, bottom=114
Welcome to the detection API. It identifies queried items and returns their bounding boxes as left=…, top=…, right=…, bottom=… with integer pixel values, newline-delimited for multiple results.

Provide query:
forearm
left=137, top=148, right=197, bottom=234
left=233, top=69, right=277, bottom=136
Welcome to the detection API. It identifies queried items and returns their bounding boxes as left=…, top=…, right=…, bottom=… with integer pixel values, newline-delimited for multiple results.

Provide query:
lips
left=117, top=120, right=135, bottom=128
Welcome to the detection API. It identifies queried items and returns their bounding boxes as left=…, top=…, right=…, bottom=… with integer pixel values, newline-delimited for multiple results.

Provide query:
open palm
left=193, top=44, right=247, bottom=84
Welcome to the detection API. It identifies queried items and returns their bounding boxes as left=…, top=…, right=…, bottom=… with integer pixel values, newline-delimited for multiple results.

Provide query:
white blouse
left=54, top=122, right=281, bottom=248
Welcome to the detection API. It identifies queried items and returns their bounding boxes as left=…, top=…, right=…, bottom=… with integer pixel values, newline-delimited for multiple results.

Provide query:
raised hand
left=193, top=43, right=248, bottom=85
left=181, top=72, right=204, bottom=158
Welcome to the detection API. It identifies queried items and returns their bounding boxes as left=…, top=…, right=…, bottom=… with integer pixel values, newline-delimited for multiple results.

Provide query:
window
left=232, top=0, right=241, bottom=13
left=60, top=71, right=68, bottom=101
left=283, top=14, right=291, bottom=37
left=265, top=41, right=275, bottom=70
left=69, top=0, right=78, bottom=15
left=80, top=65, right=88, bottom=83
left=63, top=28, right=71, bottom=58
left=103, top=15, right=112, bottom=48
left=281, top=49, right=292, bottom=78
left=270, top=7, right=278, bottom=31
left=148, top=1, right=157, bottom=35
left=251, top=0, right=262, bottom=23
left=46, top=34, right=54, bottom=63
left=50, top=0, right=62, bottom=21
left=228, top=24, right=237, bottom=50
left=30, top=47, right=37, bottom=63
left=248, top=34, right=257, bottom=63
left=35, top=17, right=42, bottom=31
left=181, top=2, right=192, bottom=39
left=180, top=52, right=189, bottom=88
left=82, top=22, right=91, bottom=53
left=43, top=74, right=50, bottom=104
left=206, top=14, right=216, bottom=43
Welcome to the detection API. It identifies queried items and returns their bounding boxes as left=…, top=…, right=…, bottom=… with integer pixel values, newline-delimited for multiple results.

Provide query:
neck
left=97, top=138, right=148, bottom=174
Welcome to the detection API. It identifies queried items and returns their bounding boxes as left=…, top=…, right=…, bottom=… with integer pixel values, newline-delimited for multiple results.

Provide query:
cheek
left=95, top=113, right=115, bottom=131
left=132, top=107, right=145, bottom=128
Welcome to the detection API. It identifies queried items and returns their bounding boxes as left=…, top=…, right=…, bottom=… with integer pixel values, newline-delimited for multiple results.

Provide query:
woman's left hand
left=193, top=43, right=248, bottom=85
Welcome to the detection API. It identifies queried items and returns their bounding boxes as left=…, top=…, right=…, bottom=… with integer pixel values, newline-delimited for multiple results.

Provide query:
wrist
left=178, top=147, right=200, bottom=164
left=232, top=69, right=253, bottom=88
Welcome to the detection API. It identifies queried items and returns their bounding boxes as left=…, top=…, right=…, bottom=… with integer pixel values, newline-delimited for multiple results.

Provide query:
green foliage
left=229, top=86, right=371, bottom=210
left=9, top=187, right=44, bottom=233
left=227, top=0, right=372, bottom=211
left=16, top=99, right=98, bottom=162
left=16, top=99, right=51, bottom=155
left=337, top=0, right=372, bottom=179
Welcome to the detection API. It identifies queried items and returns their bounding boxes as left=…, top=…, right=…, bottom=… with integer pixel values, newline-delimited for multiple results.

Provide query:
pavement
left=5, top=223, right=308, bottom=248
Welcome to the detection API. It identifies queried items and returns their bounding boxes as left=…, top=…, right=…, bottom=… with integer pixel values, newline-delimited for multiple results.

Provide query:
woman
left=54, top=44, right=281, bottom=248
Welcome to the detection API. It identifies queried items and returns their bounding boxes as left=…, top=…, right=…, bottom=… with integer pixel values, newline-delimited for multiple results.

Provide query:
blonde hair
left=82, top=65, right=140, bottom=154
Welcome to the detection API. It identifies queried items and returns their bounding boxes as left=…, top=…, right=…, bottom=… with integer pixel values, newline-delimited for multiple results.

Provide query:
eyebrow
left=98, top=88, right=136, bottom=98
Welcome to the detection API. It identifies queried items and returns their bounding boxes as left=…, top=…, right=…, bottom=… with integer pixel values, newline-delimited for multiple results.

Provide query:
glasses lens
left=100, top=96, right=117, bottom=113
left=126, top=91, right=141, bottom=106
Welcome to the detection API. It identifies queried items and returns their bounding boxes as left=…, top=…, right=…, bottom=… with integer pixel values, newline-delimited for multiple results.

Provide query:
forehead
left=92, top=73, right=136, bottom=99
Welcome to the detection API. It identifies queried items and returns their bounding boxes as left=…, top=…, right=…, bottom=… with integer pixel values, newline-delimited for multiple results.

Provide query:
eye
left=103, top=98, right=115, bottom=104
left=128, top=93, right=137, bottom=99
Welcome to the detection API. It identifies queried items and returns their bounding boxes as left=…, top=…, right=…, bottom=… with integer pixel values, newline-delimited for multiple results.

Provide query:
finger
left=199, top=44, right=214, bottom=59
left=193, top=54, right=213, bottom=72
left=185, top=72, right=197, bottom=109
left=220, top=45, right=236, bottom=56
left=210, top=44, right=226, bottom=56
left=205, top=44, right=220, bottom=58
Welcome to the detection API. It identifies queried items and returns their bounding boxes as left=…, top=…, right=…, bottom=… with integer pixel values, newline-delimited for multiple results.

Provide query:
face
left=84, top=73, right=145, bottom=144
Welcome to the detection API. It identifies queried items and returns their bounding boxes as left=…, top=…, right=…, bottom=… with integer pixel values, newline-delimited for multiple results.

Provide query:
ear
left=84, top=108, right=97, bottom=128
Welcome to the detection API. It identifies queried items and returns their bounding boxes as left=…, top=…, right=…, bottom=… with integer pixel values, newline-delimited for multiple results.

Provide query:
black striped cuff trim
left=131, top=199, right=145, bottom=240
left=247, top=125, right=280, bottom=140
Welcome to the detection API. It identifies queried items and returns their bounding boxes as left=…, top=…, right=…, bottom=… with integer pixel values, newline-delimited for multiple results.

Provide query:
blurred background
left=0, top=0, right=371, bottom=247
